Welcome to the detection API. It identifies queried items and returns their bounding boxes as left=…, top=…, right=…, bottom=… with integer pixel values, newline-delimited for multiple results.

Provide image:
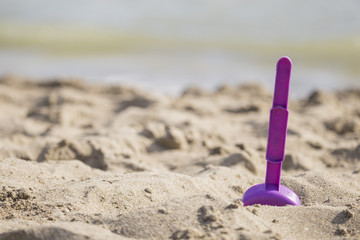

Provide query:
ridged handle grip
left=265, top=56, right=292, bottom=190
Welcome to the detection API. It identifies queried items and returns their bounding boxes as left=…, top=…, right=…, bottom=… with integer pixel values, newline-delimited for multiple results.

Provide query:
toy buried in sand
left=242, top=56, right=301, bottom=206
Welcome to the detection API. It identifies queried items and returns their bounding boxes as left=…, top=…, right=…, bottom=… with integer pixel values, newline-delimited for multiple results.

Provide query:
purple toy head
left=242, top=183, right=301, bottom=206
left=242, top=57, right=301, bottom=206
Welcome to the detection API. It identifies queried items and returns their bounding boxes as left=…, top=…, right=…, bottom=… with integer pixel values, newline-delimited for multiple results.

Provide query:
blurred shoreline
left=0, top=0, right=359, bottom=97
left=0, top=42, right=359, bottom=98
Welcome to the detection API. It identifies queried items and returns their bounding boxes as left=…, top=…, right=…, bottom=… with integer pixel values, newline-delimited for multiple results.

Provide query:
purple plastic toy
left=242, top=56, right=301, bottom=206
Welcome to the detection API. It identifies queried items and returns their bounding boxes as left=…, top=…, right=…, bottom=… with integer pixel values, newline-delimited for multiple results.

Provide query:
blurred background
left=0, top=0, right=359, bottom=97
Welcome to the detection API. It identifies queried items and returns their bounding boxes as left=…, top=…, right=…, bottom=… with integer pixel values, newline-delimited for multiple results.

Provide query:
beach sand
left=0, top=76, right=359, bottom=240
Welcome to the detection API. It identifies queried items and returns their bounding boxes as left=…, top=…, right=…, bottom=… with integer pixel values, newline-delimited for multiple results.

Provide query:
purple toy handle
left=272, top=57, right=291, bottom=109
left=242, top=56, right=300, bottom=206
left=265, top=57, right=291, bottom=191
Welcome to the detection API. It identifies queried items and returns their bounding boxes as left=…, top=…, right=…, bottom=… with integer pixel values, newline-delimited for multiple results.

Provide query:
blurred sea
left=0, top=0, right=359, bottom=97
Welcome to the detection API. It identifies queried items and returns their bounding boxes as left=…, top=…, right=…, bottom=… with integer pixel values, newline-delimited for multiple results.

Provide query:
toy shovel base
left=242, top=183, right=301, bottom=206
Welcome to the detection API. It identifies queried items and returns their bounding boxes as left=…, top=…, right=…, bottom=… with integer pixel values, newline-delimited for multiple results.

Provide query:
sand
left=0, top=75, right=359, bottom=240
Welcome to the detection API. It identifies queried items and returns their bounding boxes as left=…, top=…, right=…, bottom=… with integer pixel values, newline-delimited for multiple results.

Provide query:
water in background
left=0, top=0, right=359, bottom=97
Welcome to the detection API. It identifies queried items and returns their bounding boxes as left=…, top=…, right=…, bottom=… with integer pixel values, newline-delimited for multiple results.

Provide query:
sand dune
left=0, top=76, right=359, bottom=239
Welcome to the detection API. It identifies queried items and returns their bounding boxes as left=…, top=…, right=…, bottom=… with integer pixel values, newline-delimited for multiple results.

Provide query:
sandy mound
left=0, top=76, right=359, bottom=239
